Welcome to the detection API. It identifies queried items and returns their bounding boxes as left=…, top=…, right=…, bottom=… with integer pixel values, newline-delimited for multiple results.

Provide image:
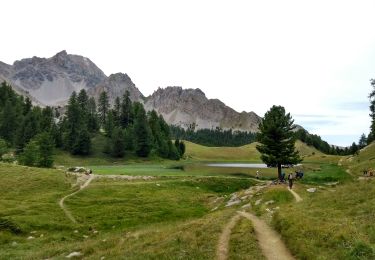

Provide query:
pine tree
left=124, top=126, right=135, bottom=150
left=0, top=101, right=17, bottom=145
left=19, top=140, right=40, bottom=167
left=77, top=89, right=89, bottom=126
left=113, top=97, right=121, bottom=127
left=148, top=110, right=168, bottom=157
left=64, top=92, right=80, bottom=151
left=120, top=91, right=133, bottom=128
left=358, top=133, right=367, bottom=149
left=73, top=129, right=91, bottom=155
left=349, top=142, right=359, bottom=154
left=369, top=79, right=375, bottom=143
left=168, top=140, right=180, bottom=160
left=16, top=109, right=40, bottom=152
left=23, top=97, right=32, bottom=116
left=105, top=110, right=115, bottom=137
left=134, top=105, right=152, bottom=157
left=0, top=138, right=8, bottom=158
left=111, top=127, right=125, bottom=157
left=51, top=122, right=63, bottom=148
left=176, top=140, right=186, bottom=157
left=36, top=132, right=54, bottom=167
left=174, top=139, right=183, bottom=157
left=40, top=106, right=54, bottom=133
left=256, top=105, right=302, bottom=180
left=98, top=91, right=109, bottom=128
left=174, top=139, right=180, bottom=151
left=87, top=97, right=99, bottom=133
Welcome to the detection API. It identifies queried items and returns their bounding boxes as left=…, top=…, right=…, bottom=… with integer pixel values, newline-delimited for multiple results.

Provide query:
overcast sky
left=2, top=0, right=375, bottom=146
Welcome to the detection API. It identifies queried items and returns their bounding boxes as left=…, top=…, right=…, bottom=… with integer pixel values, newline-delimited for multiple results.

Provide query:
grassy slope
left=185, top=140, right=341, bottom=163
left=55, top=133, right=340, bottom=167
left=184, top=141, right=260, bottom=162
left=343, top=141, right=375, bottom=176
left=0, top=163, right=259, bottom=259
left=271, top=180, right=375, bottom=259
left=256, top=146, right=375, bottom=260
left=54, top=139, right=342, bottom=184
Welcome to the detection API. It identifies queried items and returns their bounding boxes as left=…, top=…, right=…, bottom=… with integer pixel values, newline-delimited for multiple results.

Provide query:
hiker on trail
left=281, top=171, right=286, bottom=183
left=295, top=171, right=304, bottom=179
left=288, top=173, right=294, bottom=189
left=256, top=170, right=260, bottom=179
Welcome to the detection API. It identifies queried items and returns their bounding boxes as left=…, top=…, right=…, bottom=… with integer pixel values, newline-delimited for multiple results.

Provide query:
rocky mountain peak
left=87, top=72, right=144, bottom=105
left=145, top=86, right=261, bottom=132
left=55, top=50, right=68, bottom=56
left=1, top=51, right=108, bottom=105
left=0, top=52, right=262, bottom=133
left=108, top=73, right=133, bottom=83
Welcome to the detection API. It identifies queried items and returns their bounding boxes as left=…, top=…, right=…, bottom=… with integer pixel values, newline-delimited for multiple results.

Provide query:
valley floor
left=1, top=145, right=375, bottom=259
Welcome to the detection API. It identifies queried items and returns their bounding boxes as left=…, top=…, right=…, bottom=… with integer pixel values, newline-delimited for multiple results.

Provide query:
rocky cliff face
left=87, top=73, right=144, bottom=104
left=0, top=51, right=261, bottom=132
left=1, top=51, right=107, bottom=106
left=145, top=87, right=261, bottom=132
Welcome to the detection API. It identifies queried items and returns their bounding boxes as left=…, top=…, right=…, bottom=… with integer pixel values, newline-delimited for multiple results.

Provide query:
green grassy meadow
left=0, top=162, right=257, bottom=259
left=1, top=140, right=374, bottom=259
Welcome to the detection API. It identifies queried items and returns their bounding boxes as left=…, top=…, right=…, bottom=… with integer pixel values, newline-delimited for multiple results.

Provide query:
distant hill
left=342, top=141, right=375, bottom=175
left=184, top=140, right=331, bottom=162
left=0, top=51, right=261, bottom=132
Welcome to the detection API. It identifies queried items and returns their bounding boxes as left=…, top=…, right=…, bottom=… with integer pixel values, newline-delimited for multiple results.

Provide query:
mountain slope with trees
left=0, top=51, right=262, bottom=133
left=0, top=81, right=185, bottom=167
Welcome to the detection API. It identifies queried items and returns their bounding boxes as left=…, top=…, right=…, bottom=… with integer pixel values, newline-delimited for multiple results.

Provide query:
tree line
left=170, top=125, right=257, bottom=147
left=0, top=81, right=185, bottom=168
left=0, top=82, right=55, bottom=167
left=293, top=129, right=361, bottom=156
left=368, top=79, right=375, bottom=144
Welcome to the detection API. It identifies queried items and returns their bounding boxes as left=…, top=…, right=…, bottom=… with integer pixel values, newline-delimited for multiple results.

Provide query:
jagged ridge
left=0, top=51, right=261, bottom=132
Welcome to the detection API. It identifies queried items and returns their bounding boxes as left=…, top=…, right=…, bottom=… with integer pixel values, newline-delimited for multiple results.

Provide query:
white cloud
left=1, top=0, right=374, bottom=146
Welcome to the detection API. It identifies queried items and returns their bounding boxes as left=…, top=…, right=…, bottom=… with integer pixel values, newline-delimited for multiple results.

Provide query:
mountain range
left=0, top=50, right=261, bottom=132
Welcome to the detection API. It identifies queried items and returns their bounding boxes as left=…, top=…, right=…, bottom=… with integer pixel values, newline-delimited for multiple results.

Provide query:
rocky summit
left=0, top=51, right=261, bottom=132
left=0, top=50, right=107, bottom=106
left=87, top=73, right=144, bottom=105
left=145, top=87, right=261, bottom=132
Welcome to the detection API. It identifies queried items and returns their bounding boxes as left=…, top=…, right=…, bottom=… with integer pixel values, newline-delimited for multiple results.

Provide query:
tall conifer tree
left=98, top=91, right=109, bottom=128
left=256, top=105, right=302, bottom=180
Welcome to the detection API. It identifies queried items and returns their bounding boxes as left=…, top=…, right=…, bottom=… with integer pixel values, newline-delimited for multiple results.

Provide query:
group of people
left=268, top=170, right=304, bottom=189
left=363, top=168, right=374, bottom=177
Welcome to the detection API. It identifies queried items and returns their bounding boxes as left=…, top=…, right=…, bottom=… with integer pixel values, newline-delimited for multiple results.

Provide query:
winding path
left=216, top=214, right=242, bottom=260
left=216, top=183, right=300, bottom=260
left=288, top=188, right=302, bottom=202
left=238, top=211, right=294, bottom=260
left=59, top=175, right=95, bottom=223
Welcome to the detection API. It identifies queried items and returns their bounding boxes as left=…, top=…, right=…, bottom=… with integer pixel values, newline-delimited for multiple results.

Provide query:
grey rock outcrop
left=87, top=73, right=144, bottom=105
left=144, top=87, right=261, bottom=132
left=0, top=50, right=107, bottom=106
left=0, top=51, right=262, bottom=133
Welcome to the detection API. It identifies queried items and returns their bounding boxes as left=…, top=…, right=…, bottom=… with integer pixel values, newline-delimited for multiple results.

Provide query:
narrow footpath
left=59, top=174, right=95, bottom=223
left=216, top=184, right=302, bottom=260
left=288, top=188, right=303, bottom=202
left=238, top=211, right=294, bottom=260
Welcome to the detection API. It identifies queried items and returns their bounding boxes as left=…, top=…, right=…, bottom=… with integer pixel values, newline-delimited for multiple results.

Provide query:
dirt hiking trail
left=216, top=214, right=242, bottom=260
left=59, top=174, right=95, bottom=223
left=238, top=211, right=295, bottom=260
left=216, top=182, right=297, bottom=260
left=288, top=188, right=302, bottom=202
